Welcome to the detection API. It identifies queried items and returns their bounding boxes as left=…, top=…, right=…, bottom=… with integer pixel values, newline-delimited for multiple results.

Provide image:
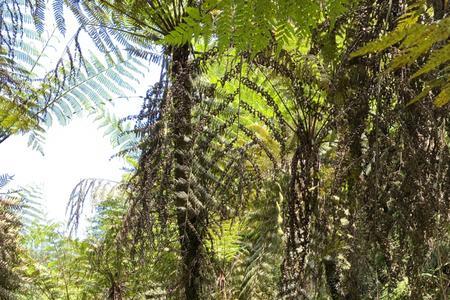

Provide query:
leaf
left=433, top=82, right=450, bottom=107
left=411, top=42, right=450, bottom=79
left=350, top=27, right=410, bottom=58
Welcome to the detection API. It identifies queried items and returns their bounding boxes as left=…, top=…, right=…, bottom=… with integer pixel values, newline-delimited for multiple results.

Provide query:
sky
left=0, top=98, right=148, bottom=225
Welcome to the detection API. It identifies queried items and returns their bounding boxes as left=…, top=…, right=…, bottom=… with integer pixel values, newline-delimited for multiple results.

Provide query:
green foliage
left=381, top=278, right=410, bottom=300
left=20, top=223, right=94, bottom=299
left=351, top=2, right=450, bottom=106
left=3, top=1, right=450, bottom=300
left=0, top=175, right=22, bottom=299
left=161, top=0, right=352, bottom=54
left=20, top=194, right=180, bottom=300
left=163, top=7, right=203, bottom=46
left=234, top=182, right=284, bottom=299
left=0, top=173, right=43, bottom=299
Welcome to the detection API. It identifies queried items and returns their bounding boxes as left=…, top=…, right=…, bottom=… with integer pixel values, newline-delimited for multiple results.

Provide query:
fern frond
left=67, top=178, right=122, bottom=234
left=351, top=7, right=450, bottom=106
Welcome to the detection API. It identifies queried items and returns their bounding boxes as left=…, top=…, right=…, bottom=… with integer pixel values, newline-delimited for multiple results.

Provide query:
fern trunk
left=171, top=44, right=203, bottom=300
left=281, top=137, right=320, bottom=299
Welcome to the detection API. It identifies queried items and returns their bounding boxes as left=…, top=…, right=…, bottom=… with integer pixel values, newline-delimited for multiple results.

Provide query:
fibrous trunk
left=171, top=44, right=204, bottom=300
left=281, top=136, right=319, bottom=299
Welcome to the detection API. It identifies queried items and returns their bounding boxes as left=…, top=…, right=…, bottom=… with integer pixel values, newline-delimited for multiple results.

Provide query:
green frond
left=351, top=7, right=450, bottom=106
left=433, top=81, right=450, bottom=107
left=412, top=42, right=450, bottom=79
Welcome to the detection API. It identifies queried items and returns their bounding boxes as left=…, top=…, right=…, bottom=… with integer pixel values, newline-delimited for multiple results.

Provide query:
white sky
left=0, top=97, right=152, bottom=224
left=0, top=118, right=122, bottom=221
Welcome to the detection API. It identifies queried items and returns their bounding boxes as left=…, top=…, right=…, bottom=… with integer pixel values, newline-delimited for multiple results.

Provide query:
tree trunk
left=281, top=136, right=319, bottom=299
left=171, top=44, right=203, bottom=300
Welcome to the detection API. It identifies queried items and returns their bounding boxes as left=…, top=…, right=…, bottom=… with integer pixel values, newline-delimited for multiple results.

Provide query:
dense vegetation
left=1, top=0, right=450, bottom=299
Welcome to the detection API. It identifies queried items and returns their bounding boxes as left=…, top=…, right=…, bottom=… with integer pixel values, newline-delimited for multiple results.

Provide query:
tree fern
left=39, top=1, right=346, bottom=298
